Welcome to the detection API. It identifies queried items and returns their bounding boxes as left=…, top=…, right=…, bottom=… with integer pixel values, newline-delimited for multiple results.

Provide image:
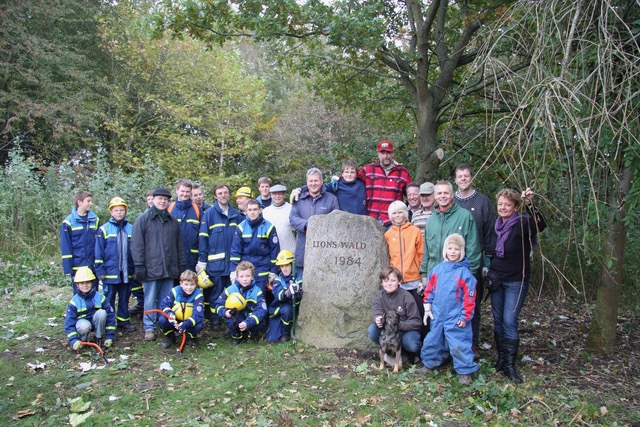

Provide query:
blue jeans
left=143, top=279, right=174, bottom=331
left=367, top=323, right=421, bottom=353
left=490, top=280, right=529, bottom=341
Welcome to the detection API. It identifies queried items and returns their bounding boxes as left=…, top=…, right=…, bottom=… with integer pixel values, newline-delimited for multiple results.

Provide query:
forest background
left=1, top=0, right=639, bottom=356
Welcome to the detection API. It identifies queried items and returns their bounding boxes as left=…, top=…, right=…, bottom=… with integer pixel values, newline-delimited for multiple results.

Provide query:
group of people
left=60, top=140, right=546, bottom=385
left=370, top=165, right=546, bottom=384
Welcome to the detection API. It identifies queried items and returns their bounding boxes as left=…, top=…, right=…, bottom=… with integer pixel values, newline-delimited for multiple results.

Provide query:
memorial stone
left=297, top=210, right=389, bottom=350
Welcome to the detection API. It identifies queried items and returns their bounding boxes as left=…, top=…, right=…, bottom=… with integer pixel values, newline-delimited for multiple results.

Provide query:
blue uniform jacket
left=214, top=281, right=267, bottom=329
left=168, top=199, right=200, bottom=269
left=94, top=217, right=134, bottom=284
left=424, top=257, right=477, bottom=324
left=64, top=288, right=116, bottom=346
left=60, top=208, right=100, bottom=276
left=198, top=202, right=241, bottom=276
left=229, top=215, right=280, bottom=280
left=160, top=286, right=204, bottom=329
left=269, top=273, right=302, bottom=311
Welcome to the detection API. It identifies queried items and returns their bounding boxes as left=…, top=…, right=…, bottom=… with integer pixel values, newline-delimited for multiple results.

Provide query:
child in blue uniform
left=215, top=261, right=267, bottom=344
left=418, top=233, right=478, bottom=384
left=265, top=250, right=302, bottom=343
left=60, top=190, right=100, bottom=293
left=64, top=267, right=116, bottom=350
left=95, top=197, right=136, bottom=332
left=159, top=270, right=204, bottom=349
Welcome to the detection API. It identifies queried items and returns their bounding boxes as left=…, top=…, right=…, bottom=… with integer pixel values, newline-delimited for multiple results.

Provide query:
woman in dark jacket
left=488, top=188, right=546, bottom=383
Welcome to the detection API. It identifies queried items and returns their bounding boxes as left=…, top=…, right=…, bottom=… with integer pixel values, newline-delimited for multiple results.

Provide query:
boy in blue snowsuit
left=264, top=250, right=302, bottom=343
left=418, top=233, right=478, bottom=384
left=214, top=261, right=267, bottom=344
left=95, top=197, right=136, bottom=332
left=60, top=190, right=100, bottom=293
left=159, top=270, right=204, bottom=349
left=64, top=267, right=116, bottom=350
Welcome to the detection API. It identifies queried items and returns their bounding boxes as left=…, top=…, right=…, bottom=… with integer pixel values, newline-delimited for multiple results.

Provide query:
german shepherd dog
left=378, top=310, right=403, bottom=373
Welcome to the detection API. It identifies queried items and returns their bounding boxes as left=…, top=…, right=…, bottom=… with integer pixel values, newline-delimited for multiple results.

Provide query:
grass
left=0, top=261, right=637, bottom=426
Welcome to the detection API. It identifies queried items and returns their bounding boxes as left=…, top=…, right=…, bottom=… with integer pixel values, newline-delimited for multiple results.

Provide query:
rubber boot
left=503, top=338, right=523, bottom=384
left=494, top=332, right=506, bottom=372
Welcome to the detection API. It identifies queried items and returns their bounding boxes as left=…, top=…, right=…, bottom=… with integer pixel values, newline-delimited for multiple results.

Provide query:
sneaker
left=189, top=338, right=199, bottom=348
left=144, top=330, right=156, bottom=341
left=278, top=335, right=290, bottom=343
left=458, top=374, right=472, bottom=385
left=119, top=323, right=137, bottom=332
left=413, top=366, right=433, bottom=375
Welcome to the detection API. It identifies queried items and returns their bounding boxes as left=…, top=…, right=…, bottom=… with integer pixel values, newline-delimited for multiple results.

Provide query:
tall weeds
left=0, top=147, right=165, bottom=260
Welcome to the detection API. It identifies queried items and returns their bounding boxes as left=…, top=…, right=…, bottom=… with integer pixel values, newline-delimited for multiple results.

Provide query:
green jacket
left=420, top=203, right=481, bottom=275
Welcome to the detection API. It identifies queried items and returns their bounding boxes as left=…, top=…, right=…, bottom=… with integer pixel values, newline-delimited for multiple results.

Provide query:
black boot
left=494, top=332, right=506, bottom=372
left=162, top=333, right=176, bottom=349
left=503, top=338, right=523, bottom=384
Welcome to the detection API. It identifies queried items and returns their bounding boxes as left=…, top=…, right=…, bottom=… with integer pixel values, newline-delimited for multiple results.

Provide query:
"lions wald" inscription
left=310, top=240, right=366, bottom=266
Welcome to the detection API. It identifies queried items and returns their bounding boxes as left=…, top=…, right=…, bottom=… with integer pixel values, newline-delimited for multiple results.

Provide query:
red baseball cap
left=377, top=140, right=394, bottom=152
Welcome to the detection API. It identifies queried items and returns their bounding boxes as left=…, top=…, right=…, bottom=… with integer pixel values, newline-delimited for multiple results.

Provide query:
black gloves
left=135, top=266, right=146, bottom=283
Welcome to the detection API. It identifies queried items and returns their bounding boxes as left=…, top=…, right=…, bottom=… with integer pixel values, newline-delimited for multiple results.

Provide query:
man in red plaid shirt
left=358, top=141, right=412, bottom=228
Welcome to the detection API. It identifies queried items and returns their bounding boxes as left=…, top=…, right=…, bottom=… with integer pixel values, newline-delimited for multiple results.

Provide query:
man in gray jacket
left=289, top=168, right=339, bottom=278
left=131, top=187, right=186, bottom=341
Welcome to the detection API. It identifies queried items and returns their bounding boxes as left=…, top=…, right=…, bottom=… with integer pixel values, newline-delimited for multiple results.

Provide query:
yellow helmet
left=275, top=249, right=295, bottom=266
left=197, top=270, right=214, bottom=289
left=225, top=292, right=247, bottom=311
left=107, top=196, right=128, bottom=211
left=74, top=266, right=96, bottom=283
left=235, top=186, right=253, bottom=198
left=171, top=302, right=193, bottom=321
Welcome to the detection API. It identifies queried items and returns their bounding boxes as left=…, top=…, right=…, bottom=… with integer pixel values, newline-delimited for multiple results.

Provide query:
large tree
left=156, top=0, right=520, bottom=182
left=474, top=0, right=640, bottom=353
left=0, top=0, right=110, bottom=163
left=99, top=0, right=267, bottom=183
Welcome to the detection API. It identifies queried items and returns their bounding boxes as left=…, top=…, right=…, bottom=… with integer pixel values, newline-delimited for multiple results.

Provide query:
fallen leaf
left=16, top=410, right=36, bottom=418
left=69, top=410, right=94, bottom=426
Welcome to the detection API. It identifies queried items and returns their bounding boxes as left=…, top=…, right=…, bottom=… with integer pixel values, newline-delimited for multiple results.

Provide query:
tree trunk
left=415, top=105, right=441, bottom=184
left=586, top=162, right=632, bottom=354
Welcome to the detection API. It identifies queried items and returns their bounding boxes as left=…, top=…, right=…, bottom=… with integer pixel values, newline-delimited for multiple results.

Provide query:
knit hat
left=443, top=233, right=465, bottom=261
left=388, top=200, right=408, bottom=222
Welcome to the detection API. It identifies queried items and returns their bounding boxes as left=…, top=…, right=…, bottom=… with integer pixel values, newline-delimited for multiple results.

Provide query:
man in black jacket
left=132, top=187, right=186, bottom=341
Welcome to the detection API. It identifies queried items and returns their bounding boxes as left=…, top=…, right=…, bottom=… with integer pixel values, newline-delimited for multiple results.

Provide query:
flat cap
left=152, top=187, right=171, bottom=198
left=270, top=184, right=287, bottom=193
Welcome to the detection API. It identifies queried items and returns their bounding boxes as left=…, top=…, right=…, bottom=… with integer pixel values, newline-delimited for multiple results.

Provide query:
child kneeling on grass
left=368, top=266, right=422, bottom=365
left=159, top=269, right=204, bottom=349
left=264, top=250, right=302, bottom=343
left=417, top=233, right=478, bottom=384
left=214, top=261, right=267, bottom=345
left=64, top=266, right=116, bottom=350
